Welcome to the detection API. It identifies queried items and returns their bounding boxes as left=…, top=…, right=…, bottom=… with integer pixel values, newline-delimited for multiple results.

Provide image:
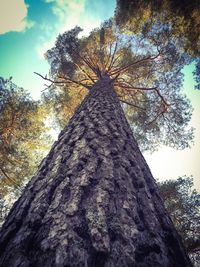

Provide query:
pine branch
left=115, top=83, right=157, bottom=91
left=109, top=53, right=161, bottom=76
left=115, top=82, right=169, bottom=108
left=78, top=55, right=98, bottom=76
left=145, top=104, right=168, bottom=128
left=34, top=72, right=90, bottom=90
left=107, top=42, right=118, bottom=73
left=119, top=98, right=146, bottom=110
left=0, top=167, right=20, bottom=187
left=107, top=54, right=122, bottom=73
left=74, top=63, right=96, bottom=83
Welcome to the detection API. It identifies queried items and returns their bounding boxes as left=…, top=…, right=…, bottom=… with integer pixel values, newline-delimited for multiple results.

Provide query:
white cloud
left=44, top=0, right=101, bottom=34
left=37, top=38, right=55, bottom=59
left=0, top=0, right=34, bottom=34
left=37, top=0, right=101, bottom=58
left=45, top=0, right=86, bottom=22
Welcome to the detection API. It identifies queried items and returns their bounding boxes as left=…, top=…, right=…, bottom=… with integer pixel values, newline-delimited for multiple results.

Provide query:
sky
left=0, top=0, right=200, bottom=190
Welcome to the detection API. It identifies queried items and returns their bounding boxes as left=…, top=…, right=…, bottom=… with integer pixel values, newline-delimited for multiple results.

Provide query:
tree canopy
left=159, top=176, right=200, bottom=266
left=115, top=0, right=200, bottom=93
left=0, top=77, right=51, bottom=195
left=115, top=0, right=200, bottom=56
left=40, top=18, right=194, bottom=152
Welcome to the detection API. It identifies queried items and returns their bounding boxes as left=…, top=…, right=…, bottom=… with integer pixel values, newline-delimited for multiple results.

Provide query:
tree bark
left=0, top=76, right=192, bottom=266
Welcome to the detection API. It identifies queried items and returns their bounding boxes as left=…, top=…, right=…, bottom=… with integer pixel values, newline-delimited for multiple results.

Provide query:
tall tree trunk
left=0, top=76, right=191, bottom=267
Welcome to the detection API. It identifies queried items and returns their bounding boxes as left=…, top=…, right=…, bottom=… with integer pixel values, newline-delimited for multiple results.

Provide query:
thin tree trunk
left=0, top=76, right=192, bottom=266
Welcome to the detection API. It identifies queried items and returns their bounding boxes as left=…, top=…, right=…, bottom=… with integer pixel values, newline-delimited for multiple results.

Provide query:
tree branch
left=74, top=63, right=96, bottom=83
left=115, top=81, right=169, bottom=108
left=119, top=98, right=146, bottom=110
left=108, top=54, right=122, bottom=72
left=79, top=54, right=98, bottom=76
left=115, top=83, right=158, bottom=91
left=58, top=75, right=91, bottom=89
left=146, top=104, right=168, bottom=128
left=107, top=42, right=118, bottom=73
left=34, top=72, right=90, bottom=90
left=109, top=53, right=160, bottom=76
left=0, top=167, right=20, bottom=187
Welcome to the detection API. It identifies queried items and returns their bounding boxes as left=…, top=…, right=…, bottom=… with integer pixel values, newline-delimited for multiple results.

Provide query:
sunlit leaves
left=0, top=77, right=51, bottom=195
left=42, top=83, right=87, bottom=130
left=115, top=0, right=200, bottom=56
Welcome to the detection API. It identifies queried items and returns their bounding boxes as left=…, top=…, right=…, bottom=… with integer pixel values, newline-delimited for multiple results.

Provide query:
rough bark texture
left=0, top=76, right=192, bottom=266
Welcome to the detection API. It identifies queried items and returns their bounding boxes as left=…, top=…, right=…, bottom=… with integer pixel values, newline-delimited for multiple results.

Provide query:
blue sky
left=0, top=0, right=116, bottom=98
left=0, top=0, right=199, bottom=190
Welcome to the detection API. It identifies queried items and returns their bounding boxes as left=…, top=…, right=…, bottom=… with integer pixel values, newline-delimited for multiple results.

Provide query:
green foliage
left=0, top=77, right=51, bottom=195
left=44, top=20, right=194, bottom=152
left=115, top=0, right=200, bottom=56
left=158, top=176, right=200, bottom=266
left=42, top=84, right=86, bottom=131
left=115, top=0, right=200, bottom=99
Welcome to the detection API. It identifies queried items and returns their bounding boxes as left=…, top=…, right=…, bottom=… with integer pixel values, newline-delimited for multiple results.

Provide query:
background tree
left=115, top=0, right=200, bottom=56
left=115, top=0, right=200, bottom=93
left=0, top=184, right=23, bottom=227
left=158, top=176, right=200, bottom=266
left=0, top=77, right=51, bottom=196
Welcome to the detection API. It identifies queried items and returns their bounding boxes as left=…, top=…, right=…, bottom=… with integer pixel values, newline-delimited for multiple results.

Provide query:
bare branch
left=34, top=72, right=63, bottom=85
left=0, top=167, right=20, bottom=188
left=107, top=54, right=122, bottom=73
left=74, top=63, right=96, bottom=83
left=111, top=72, right=121, bottom=82
left=119, top=98, right=146, bottom=110
left=107, top=42, right=118, bottom=73
left=34, top=72, right=90, bottom=90
left=115, top=81, right=169, bottom=108
left=115, top=83, right=158, bottom=92
left=58, top=75, right=91, bottom=89
left=109, top=53, right=161, bottom=76
left=80, top=55, right=98, bottom=75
